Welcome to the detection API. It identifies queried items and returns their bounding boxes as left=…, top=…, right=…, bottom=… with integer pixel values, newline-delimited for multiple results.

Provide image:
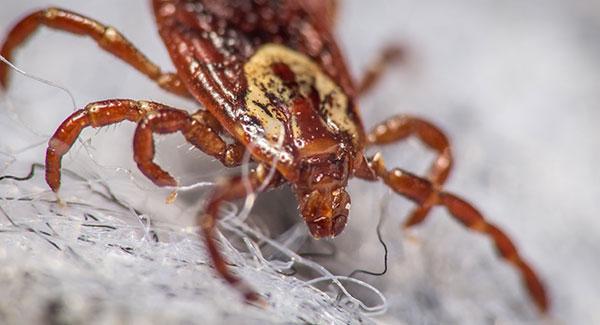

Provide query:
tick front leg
left=46, top=99, right=157, bottom=192
left=366, top=153, right=548, bottom=312
left=199, top=165, right=283, bottom=304
left=368, top=115, right=453, bottom=227
left=0, top=8, right=190, bottom=98
left=358, top=45, right=405, bottom=96
left=133, top=107, right=245, bottom=187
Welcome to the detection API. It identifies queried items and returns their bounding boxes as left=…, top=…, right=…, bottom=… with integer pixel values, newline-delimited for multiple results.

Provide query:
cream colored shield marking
left=243, top=44, right=358, bottom=163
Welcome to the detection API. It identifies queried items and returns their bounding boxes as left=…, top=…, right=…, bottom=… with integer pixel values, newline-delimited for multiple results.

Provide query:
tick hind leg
left=45, top=99, right=242, bottom=192
left=367, top=115, right=453, bottom=227
left=133, top=107, right=245, bottom=187
left=199, top=166, right=283, bottom=304
left=363, top=153, right=548, bottom=312
left=0, top=8, right=189, bottom=97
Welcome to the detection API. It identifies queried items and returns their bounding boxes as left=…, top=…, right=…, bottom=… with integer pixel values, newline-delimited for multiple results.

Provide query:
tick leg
left=133, top=107, right=245, bottom=187
left=199, top=165, right=282, bottom=304
left=46, top=99, right=160, bottom=192
left=358, top=45, right=405, bottom=96
left=0, top=8, right=190, bottom=98
left=368, top=115, right=453, bottom=227
left=46, top=99, right=243, bottom=192
left=365, top=153, right=548, bottom=312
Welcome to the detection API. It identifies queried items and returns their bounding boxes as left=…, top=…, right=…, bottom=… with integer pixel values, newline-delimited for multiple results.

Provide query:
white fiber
left=0, top=54, right=78, bottom=111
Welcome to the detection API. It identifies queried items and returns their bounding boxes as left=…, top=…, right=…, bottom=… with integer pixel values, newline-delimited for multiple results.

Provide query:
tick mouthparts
left=306, top=214, right=348, bottom=238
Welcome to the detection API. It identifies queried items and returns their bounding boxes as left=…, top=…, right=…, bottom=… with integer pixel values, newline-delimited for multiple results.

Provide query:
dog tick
left=1, top=0, right=548, bottom=312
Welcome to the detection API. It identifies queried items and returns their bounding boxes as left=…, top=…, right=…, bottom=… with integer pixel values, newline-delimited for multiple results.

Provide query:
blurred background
left=1, top=0, right=599, bottom=324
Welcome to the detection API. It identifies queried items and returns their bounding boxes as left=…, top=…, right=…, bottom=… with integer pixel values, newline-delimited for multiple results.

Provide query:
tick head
left=298, top=187, right=351, bottom=238
left=294, top=152, right=353, bottom=238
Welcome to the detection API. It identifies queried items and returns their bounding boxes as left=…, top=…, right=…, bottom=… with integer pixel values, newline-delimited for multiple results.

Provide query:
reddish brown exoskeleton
left=0, top=0, right=548, bottom=312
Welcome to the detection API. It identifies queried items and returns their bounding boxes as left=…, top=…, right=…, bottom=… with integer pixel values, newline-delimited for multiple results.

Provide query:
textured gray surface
left=1, top=0, right=599, bottom=324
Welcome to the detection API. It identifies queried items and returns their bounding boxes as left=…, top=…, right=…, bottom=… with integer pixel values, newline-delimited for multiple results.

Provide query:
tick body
left=1, top=0, right=548, bottom=312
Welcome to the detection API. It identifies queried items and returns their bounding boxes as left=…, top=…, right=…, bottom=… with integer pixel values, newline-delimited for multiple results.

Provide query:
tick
left=1, top=0, right=548, bottom=312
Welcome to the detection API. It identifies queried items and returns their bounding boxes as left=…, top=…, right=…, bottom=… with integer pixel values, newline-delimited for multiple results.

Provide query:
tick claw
left=165, top=191, right=177, bottom=204
left=245, top=291, right=267, bottom=308
left=56, top=194, right=67, bottom=208
left=402, top=229, right=421, bottom=245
